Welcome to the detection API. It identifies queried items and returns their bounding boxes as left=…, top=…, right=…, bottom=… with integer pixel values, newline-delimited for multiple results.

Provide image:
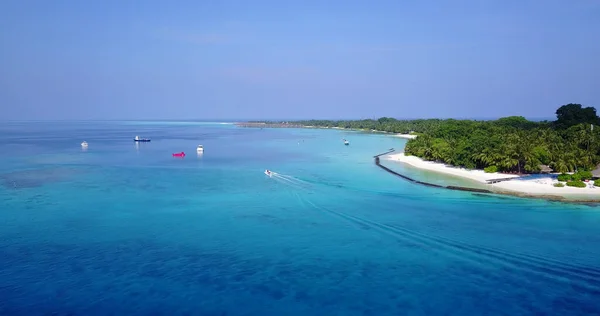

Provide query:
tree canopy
left=286, top=103, right=600, bottom=174
left=555, top=103, right=599, bottom=129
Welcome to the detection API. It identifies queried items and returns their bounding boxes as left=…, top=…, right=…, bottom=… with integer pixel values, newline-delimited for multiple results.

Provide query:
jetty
left=373, top=148, right=396, bottom=158
left=486, top=177, right=517, bottom=184
left=374, top=150, right=493, bottom=194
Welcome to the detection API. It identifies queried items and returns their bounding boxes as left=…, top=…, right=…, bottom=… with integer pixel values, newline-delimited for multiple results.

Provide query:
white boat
left=264, top=169, right=272, bottom=177
left=134, top=135, right=151, bottom=142
left=197, top=145, right=204, bottom=152
left=343, top=139, right=349, bottom=145
left=81, top=141, right=88, bottom=148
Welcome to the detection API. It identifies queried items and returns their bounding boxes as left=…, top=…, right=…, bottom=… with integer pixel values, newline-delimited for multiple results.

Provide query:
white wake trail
left=268, top=172, right=312, bottom=191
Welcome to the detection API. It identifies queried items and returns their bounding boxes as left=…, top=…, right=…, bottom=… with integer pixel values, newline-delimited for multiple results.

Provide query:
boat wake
left=294, top=194, right=600, bottom=295
left=268, top=171, right=312, bottom=190
left=260, top=168, right=600, bottom=294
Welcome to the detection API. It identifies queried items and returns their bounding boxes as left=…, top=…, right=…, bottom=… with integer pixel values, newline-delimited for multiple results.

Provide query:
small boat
left=81, top=141, right=88, bottom=148
left=343, top=139, right=349, bottom=145
left=264, top=169, right=272, bottom=177
left=134, top=136, right=151, bottom=142
left=172, top=152, right=186, bottom=158
left=197, top=145, right=204, bottom=152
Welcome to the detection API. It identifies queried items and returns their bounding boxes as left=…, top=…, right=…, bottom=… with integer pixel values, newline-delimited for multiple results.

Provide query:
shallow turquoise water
left=1, top=122, right=599, bottom=315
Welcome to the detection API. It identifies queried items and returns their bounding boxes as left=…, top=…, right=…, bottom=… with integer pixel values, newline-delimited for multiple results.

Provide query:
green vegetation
left=554, top=103, right=600, bottom=129
left=484, top=166, right=498, bottom=173
left=576, top=170, right=594, bottom=180
left=595, top=179, right=600, bottom=187
left=290, top=103, right=600, bottom=174
left=557, top=170, right=594, bottom=182
left=566, top=180, right=587, bottom=188
left=553, top=183, right=565, bottom=187
left=292, top=117, right=446, bottom=134
left=557, top=173, right=571, bottom=182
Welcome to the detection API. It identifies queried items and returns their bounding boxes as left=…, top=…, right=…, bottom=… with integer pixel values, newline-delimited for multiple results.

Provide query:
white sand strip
left=386, top=153, right=519, bottom=183
left=491, top=179, right=599, bottom=195
left=386, top=152, right=600, bottom=196
left=394, top=134, right=418, bottom=139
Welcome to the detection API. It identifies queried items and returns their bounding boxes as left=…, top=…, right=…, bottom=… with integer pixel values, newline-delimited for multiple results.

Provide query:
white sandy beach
left=491, top=178, right=599, bottom=196
left=387, top=152, right=519, bottom=183
left=394, top=134, right=418, bottom=139
left=387, top=152, right=600, bottom=197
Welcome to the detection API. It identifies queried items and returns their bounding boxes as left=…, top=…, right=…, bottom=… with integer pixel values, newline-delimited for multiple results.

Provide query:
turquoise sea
left=1, top=121, right=600, bottom=315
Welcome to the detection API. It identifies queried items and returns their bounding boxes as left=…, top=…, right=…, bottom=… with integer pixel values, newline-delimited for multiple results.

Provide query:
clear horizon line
left=0, top=116, right=556, bottom=122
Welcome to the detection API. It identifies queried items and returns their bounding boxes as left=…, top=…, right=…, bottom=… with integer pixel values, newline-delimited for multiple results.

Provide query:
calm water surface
left=1, top=121, right=599, bottom=315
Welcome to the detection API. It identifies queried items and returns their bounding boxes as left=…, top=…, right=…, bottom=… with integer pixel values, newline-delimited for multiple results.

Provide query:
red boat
left=172, top=152, right=186, bottom=157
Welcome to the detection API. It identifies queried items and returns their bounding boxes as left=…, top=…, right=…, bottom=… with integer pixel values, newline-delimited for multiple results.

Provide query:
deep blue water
left=1, top=121, right=599, bottom=315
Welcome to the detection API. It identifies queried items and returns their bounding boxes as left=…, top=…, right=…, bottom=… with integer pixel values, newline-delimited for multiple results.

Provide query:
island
left=244, top=103, right=600, bottom=201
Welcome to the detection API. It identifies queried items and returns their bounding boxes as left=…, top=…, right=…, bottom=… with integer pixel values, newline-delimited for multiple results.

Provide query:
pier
left=374, top=151, right=493, bottom=194
left=373, top=148, right=397, bottom=158
left=485, top=177, right=517, bottom=184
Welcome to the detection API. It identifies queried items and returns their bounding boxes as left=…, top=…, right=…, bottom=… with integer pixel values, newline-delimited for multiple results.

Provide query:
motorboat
left=81, top=141, right=88, bottom=148
left=134, top=135, right=151, bottom=142
left=172, top=152, right=186, bottom=158
left=197, top=145, right=204, bottom=152
left=343, top=139, right=349, bottom=145
left=264, top=169, right=272, bottom=177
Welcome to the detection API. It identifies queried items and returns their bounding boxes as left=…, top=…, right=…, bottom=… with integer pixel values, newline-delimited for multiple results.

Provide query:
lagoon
left=1, top=121, right=599, bottom=315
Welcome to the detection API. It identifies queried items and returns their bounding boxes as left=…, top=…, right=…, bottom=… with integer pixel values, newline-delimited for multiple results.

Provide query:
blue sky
left=1, top=0, right=599, bottom=120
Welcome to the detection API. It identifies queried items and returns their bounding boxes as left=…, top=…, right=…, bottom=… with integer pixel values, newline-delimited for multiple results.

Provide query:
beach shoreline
left=386, top=152, right=520, bottom=183
left=393, top=134, right=418, bottom=139
left=386, top=152, right=600, bottom=200
left=235, top=123, right=419, bottom=138
left=236, top=122, right=599, bottom=201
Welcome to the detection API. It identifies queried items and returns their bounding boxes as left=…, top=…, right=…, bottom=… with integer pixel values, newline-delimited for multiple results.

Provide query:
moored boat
left=197, top=145, right=204, bottom=152
left=81, top=141, right=88, bottom=148
left=134, top=135, right=151, bottom=142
